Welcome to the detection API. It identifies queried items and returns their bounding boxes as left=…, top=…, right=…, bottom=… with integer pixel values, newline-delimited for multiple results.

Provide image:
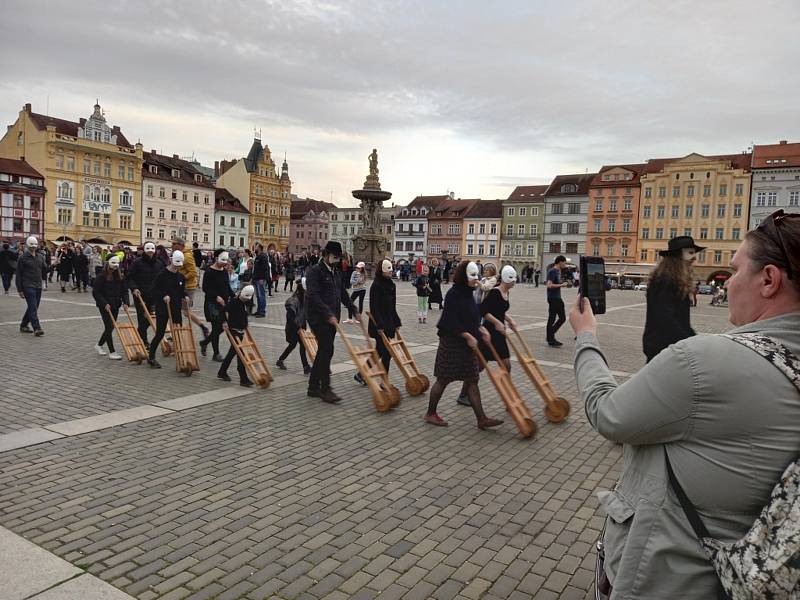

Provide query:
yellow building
left=0, top=102, right=143, bottom=246
left=638, top=152, right=751, bottom=282
left=216, top=136, right=291, bottom=251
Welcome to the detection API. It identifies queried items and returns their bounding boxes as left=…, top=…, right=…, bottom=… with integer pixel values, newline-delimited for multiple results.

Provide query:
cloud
left=0, top=0, right=797, bottom=206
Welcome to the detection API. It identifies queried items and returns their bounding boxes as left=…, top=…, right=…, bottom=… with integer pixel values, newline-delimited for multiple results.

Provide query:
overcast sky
left=1, top=0, right=797, bottom=207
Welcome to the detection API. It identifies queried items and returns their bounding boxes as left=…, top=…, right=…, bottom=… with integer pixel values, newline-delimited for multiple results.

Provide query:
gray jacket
left=573, top=313, right=800, bottom=599
left=15, top=251, right=46, bottom=292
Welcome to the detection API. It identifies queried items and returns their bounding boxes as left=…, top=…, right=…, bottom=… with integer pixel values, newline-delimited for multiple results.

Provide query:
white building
left=393, top=194, right=449, bottom=262
left=542, top=174, right=596, bottom=267
left=749, top=140, right=800, bottom=229
left=329, top=206, right=361, bottom=257
left=214, top=188, right=250, bottom=250
left=141, top=150, right=215, bottom=248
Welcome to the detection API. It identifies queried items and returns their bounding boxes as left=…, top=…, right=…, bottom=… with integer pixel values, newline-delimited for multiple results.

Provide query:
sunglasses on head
left=757, top=209, right=799, bottom=280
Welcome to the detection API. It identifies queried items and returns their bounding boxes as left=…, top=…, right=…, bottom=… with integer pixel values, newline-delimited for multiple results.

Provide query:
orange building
left=426, top=198, right=477, bottom=262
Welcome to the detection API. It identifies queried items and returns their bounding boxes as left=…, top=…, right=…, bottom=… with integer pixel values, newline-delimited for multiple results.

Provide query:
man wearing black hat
left=642, top=236, right=705, bottom=362
left=304, top=240, right=359, bottom=403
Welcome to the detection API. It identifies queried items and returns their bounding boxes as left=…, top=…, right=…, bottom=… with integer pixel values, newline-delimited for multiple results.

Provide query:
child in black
left=218, top=285, right=255, bottom=387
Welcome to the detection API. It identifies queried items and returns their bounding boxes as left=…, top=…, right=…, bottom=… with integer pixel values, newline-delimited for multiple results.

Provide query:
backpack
left=666, top=333, right=800, bottom=600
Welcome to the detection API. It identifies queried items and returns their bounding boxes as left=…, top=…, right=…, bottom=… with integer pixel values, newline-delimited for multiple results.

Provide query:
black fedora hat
left=323, top=240, right=343, bottom=257
left=659, top=235, right=706, bottom=257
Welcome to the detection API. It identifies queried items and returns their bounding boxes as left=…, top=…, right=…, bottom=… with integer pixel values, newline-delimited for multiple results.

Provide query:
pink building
left=289, top=197, right=336, bottom=254
left=0, top=158, right=45, bottom=243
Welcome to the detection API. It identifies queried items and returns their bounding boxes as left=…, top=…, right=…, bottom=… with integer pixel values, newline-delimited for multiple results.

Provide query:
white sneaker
left=342, top=319, right=353, bottom=324
left=108, top=352, right=122, bottom=361
left=94, top=344, right=107, bottom=356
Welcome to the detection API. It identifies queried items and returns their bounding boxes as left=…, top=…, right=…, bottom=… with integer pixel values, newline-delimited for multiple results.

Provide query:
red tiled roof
left=406, top=195, right=451, bottom=210
left=143, top=151, right=215, bottom=189
left=28, top=112, right=133, bottom=148
left=545, top=173, right=597, bottom=197
left=0, top=157, right=44, bottom=179
left=430, top=198, right=479, bottom=219
left=215, top=188, right=250, bottom=214
left=590, top=163, right=648, bottom=186
left=290, top=198, right=337, bottom=219
left=506, top=185, right=548, bottom=202
left=464, top=199, right=503, bottom=219
left=752, top=142, right=800, bottom=169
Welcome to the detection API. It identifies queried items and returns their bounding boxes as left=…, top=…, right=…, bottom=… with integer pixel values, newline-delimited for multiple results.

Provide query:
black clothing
left=284, top=295, right=306, bottom=343
left=224, top=297, right=249, bottom=331
left=437, top=283, right=480, bottom=339
left=56, top=249, right=73, bottom=278
left=309, top=323, right=335, bottom=392
left=202, top=267, right=232, bottom=306
left=368, top=275, right=401, bottom=339
left=98, top=304, right=119, bottom=353
left=253, top=253, right=269, bottom=280
left=428, top=267, right=443, bottom=307
left=192, top=248, right=203, bottom=269
left=304, top=262, right=357, bottom=328
left=643, top=276, right=695, bottom=362
left=92, top=272, right=128, bottom=309
left=219, top=330, right=249, bottom=384
left=0, top=247, right=18, bottom=275
left=127, top=255, right=164, bottom=300
left=479, top=287, right=510, bottom=360
left=546, top=298, right=566, bottom=343
left=15, top=252, right=46, bottom=291
left=414, top=275, right=430, bottom=297
left=152, top=269, right=186, bottom=321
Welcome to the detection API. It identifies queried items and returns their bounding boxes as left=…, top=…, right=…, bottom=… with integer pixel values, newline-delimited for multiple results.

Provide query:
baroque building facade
left=501, top=185, right=546, bottom=271
left=289, top=197, right=335, bottom=255
left=214, top=188, right=250, bottom=250
left=393, top=195, right=448, bottom=263
left=0, top=102, right=143, bottom=245
left=749, top=141, right=800, bottom=229
left=462, top=199, right=502, bottom=265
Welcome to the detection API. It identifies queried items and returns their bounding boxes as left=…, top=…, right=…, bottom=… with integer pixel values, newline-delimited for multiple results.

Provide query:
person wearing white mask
left=218, top=284, right=255, bottom=387
left=424, top=260, right=503, bottom=430
left=367, top=259, right=402, bottom=374
left=478, top=265, right=518, bottom=373
left=92, top=255, right=128, bottom=360
left=16, top=236, right=46, bottom=336
left=200, top=249, right=233, bottom=361
left=147, top=250, right=187, bottom=368
left=128, top=242, right=164, bottom=348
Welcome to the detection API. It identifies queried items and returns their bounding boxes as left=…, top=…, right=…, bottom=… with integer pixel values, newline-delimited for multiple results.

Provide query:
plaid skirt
left=434, top=334, right=480, bottom=383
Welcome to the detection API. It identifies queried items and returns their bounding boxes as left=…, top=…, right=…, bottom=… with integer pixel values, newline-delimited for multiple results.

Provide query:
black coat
left=428, top=267, right=443, bottom=305
left=127, top=255, right=164, bottom=300
left=437, top=283, right=480, bottom=339
left=368, top=275, right=401, bottom=338
left=93, top=272, right=128, bottom=308
left=253, top=253, right=269, bottom=280
left=642, top=276, right=695, bottom=361
left=304, top=261, right=357, bottom=329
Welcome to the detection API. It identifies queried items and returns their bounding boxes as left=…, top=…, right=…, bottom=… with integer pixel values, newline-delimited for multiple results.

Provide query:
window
left=104, top=162, right=111, bottom=177
left=714, top=250, right=722, bottom=264
left=505, top=224, right=513, bottom=236
left=609, top=200, right=617, bottom=212
left=756, top=192, right=767, bottom=207
left=517, top=224, right=525, bottom=236
left=700, top=228, right=708, bottom=239
left=560, top=184, right=577, bottom=193
left=270, top=224, right=276, bottom=236
left=468, top=223, right=475, bottom=234
left=430, top=244, right=441, bottom=255
left=194, top=193, right=199, bottom=204
left=549, top=242, right=561, bottom=253
left=551, top=203, right=563, bottom=215
left=159, top=187, right=165, bottom=199
left=490, top=223, right=496, bottom=235
left=657, top=206, right=665, bottom=218
left=170, top=210, right=177, bottom=220
left=684, top=228, right=692, bottom=237
left=568, top=203, right=581, bottom=214
left=415, top=241, right=424, bottom=252
left=204, top=195, right=210, bottom=204
left=146, top=207, right=153, bottom=218
left=146, top=185, right=153, bottom=197
left=448, top=224, right=460, bottom=235
left=519, top=207, right=527, bottom=216
left=531, top=224, right=538, bottom=236
left=467, top=244, right=474, bottom=255
left=532, top=207, right=539, bottom=217
left=592, top=243, right=600, bottom=256
left=158, top=228, right=165, bottom=239
left=506, top=207, right=515, bottom=217
left=204, top=214, right=209, bottom=224
left=768, top=192, right=778, bottom=207
left=643, top=205, right=651, bottom=218
left=220, top=235, right=225, bottom=246
left=567, top=222, right=580, bottom=234
left=732, top=227, right=741, bottom=240
left=685, top=205, right=693, bottom=218
left=203, top=233, right=209, bottom=243
left=701, top=205, right=710, bottom=217
left=146, top=227, right=153, bottom=238
left=594, top=219, right=601, bottom=233
left=640, top=249, right=648, bottom=261
left=641, top=227, right=650, bottom=239
left=193, top=213, right=198, bottom=223
left=720, top=184, right=727, bottom=196
left=447, top=243, right=458, bottom=254
left=219, top=215, right=225, bottom=226
left=503, top=244, right=511, bottom=256
left=180, top=211, right=187, bottom=221
left=670, top=228, right=677, bottom=238
left=182, top=191, right=188, bottom=202
left=66, top=156, right=74, bottom=171
left=171, top=189, right=177, bottom=200
left=526, top=244, right=534, bottom=256
left=479, top=223, right=485, bottom=235
left=565, top=242, right=578, bottom=254
left=120, top=191, right=132, bottom=207
left=83, top=160, right=90, bottom=174
left=790, top=191, right=799, bottom=207
left=103, top=214, right=110, bottom=228
left=672, top=186, right=680, bottom=198
left=254, top=222, right=261, bottom=234
left=735, top=183, right=744, bottom=196
left=93, top=212, right=100, bottom=227
left=623, top=198, right=632, bottom=211
left=608, top=220, right=616, bottom=232
left=595, top=200, right=603, bottom=212
left=715, top=228, right=724, bottom=240
left=550, top=222, right=563, bottom=234
left=55, top=155, right=64, bottom=169
left=621, top=243, right=629, bottom=257
left=606, top=241, right=615, bottom=256
left=717, top=204, right=726, bottom=218
left=128, top=166, right=134, bottom=181
left=687, top=185, right=695, bottom=197
left=30, top=197, right=40, bottom=210
left=644, top=187, right=652, bottom=199
left=82, top=211, right=89, bottom=226
left=734, top=203, right=743, bottom=217
left=119, top=215, right=132, bottom=229
left=158, top=208, right=165, bottom=219
left=93, top=161, right=100, bottom=175
left=703, top=185, right=711, bottom=197
left=514, top=244, right=522, bottom=256
left=655, top=227, right=664, bottom=239
left=671, top=205, right=679, bottom=218
left=622, top=219, right=631, bottom=232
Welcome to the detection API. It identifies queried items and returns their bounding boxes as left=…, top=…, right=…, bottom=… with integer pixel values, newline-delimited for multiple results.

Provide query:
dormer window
left=149, top=165, right=158, bottom=174
left=421, top=208, right=427, bottom=215
left=411, top=209, right=417, bottom=215
left=560, top=184, right=578, bottom=193
left=194, top=174, right=202, bottom=183
left=172, top=169, right=180, bottom=178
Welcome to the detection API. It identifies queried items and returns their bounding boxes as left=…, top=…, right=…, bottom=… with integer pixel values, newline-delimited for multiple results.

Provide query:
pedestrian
left=267, top=248, right=277, bottom=296
left=252, top=244, right=268, bottom=317
left=147, top=250, right=187, bottom=369
left=642, top=236, right=704, bottom=363
left=534, top=266, right=540, bottom=287
left=368, top=259, right=401, bottom=374
left=56, top=244, right=73, bottom=292
left=127, top=242, right=164, bottom=348
left=414, top=265, right=430, bottom=323
left=276, top=278, right=311, bottom=374
left=283, top=253, right=296, bottom=291
left=171, top=237, right=210, bottom=342
left=569, top=209, right=800, bottom=599
left=346, top=261, right=367, bottom=323
left=0, top=240, right=17, bottom=293
left=304, top=241, right=359, bottom=403
left=92, top=255, right=128, bottom=360
left=478, top=265, right=518, bottom=372
left=474, top=264, right=497, bottom=304
left=75, top=245, right=90, bottom=292
left=693, top=280, right=700, bottom=307
left=200, top=250, right=233, bottom=362
left=192, top=241, right=203, bottom=271
left=428, top=258, right=444, bottom=310
left=217, top=285, right=254, bottom=387
left=88, top=246, right=103, bottom=287
left=424, top=260, right=504, bottom=429
left=16, top=236, right=46, bottom=336
left=545, top=256, right=569, bottom=347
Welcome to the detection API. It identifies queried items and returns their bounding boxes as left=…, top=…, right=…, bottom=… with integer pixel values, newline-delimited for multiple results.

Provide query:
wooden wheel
left=388, top=386, right=401, bottom=408
left=374, top=392, right=391, bottom=413
left=259, top=374, right=271, bottom=389
left=417, top=374, right=430, bottom=393
left=405, top=377, right=424, bottom=397
left=519, top=418, right=537, bottom=439
left=545, top=397, right=571, bottom=423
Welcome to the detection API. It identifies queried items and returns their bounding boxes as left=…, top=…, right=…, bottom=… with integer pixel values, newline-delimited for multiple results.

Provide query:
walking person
left=128, top=242, right=164, bottom=349
left=88, top=246, right=103, bottom=287
left=16, top=236, right=46, bottom=337
left=428, top=258, right=444, bottom=310
left=217, top=285, right=254, bottom=387
left=424, top=260, right=503, bottom=429
left=414, top=265, right=431, bottom=323
left=0, top=240, right=17, bottom=293
left=171, top=237, right=210, bottom=342
left=304, top=241, right=359, bottom=403
left=346, top=261, right=367, bottom=323
left=283, top=254, right=296, bottom=292
left=479, top=265, right=518, bottom=372
left=569, top=210, right=800, bottom=600
left=643, top=236, right=704, bottom=363
left=147, top=251, right=188, bottom=369
left=368, top=259, right=402, bottom=374
left=252, top=244, right=268, bottom=317
left=199, top=250, right=233, bottom=362
left=92, top=256, right=128, bottom=360
left=56, top=244, right=73, bottom=292
left=534, top=266, right=540, bottom=287
left=545, top=255, right=569, bottom=347
left=276, top=278, right=311, bottom=374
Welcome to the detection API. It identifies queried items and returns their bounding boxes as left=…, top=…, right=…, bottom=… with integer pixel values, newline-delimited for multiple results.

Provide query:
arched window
left=60, top=182, right=70, bottom=199
left=120, top=191, right=130, bottom=206
left=560, top=183, right=578, bottom=193
left=94, top=186, right=101, bottom=201
left=102, top=188, right=110, bottom=203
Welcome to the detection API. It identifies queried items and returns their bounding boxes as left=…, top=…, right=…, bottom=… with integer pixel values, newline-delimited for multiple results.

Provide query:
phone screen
left=586, top=262, right=605, bottom=298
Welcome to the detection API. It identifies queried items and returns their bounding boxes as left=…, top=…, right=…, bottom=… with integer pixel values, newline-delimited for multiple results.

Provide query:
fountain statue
left=351, top=149, right=392, bottom=274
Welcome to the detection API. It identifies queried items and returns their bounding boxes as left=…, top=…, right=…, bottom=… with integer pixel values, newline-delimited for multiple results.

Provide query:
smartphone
left=579, top=256, right=607, bottom=315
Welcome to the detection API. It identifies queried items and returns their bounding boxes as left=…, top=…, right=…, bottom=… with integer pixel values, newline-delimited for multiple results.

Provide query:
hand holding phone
left=579, top=256, right=607, bottom=315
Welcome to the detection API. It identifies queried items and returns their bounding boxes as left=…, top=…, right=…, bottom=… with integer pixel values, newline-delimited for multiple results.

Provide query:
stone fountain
left=351, top=149, right=392, bottom=275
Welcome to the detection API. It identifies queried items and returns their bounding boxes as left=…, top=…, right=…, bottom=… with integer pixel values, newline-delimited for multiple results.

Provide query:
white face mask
left=108, top=258, right=120, bottom=269
left=217, top=252, right=229, bottom=265
left=682, top=248, right=697, bottom=262
left=144, top=243, right=155, bottom=255
left=466, top=262, right=479, bottom=282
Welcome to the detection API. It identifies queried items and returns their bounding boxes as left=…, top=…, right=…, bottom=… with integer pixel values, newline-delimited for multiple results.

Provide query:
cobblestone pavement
left=0, top=281, right=733, bottom=599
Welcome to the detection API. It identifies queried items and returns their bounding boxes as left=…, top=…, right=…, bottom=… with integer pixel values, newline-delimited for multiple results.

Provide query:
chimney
left=173, top=154, right=179, bottom=160
left=779, top=140, right=788, bottom=145
left=23, top=103, right=31, bottom=112
left=214, top=160, right=219, bottom=177
left=112, top=125, right=120, bottom=132
left=151, top=149, right=157, bottom=155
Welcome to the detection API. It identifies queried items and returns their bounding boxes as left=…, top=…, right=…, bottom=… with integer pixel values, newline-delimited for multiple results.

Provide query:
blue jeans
left=21, top=287, right=42, bottom=330
left=255, top=279, right=267, bottom=315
